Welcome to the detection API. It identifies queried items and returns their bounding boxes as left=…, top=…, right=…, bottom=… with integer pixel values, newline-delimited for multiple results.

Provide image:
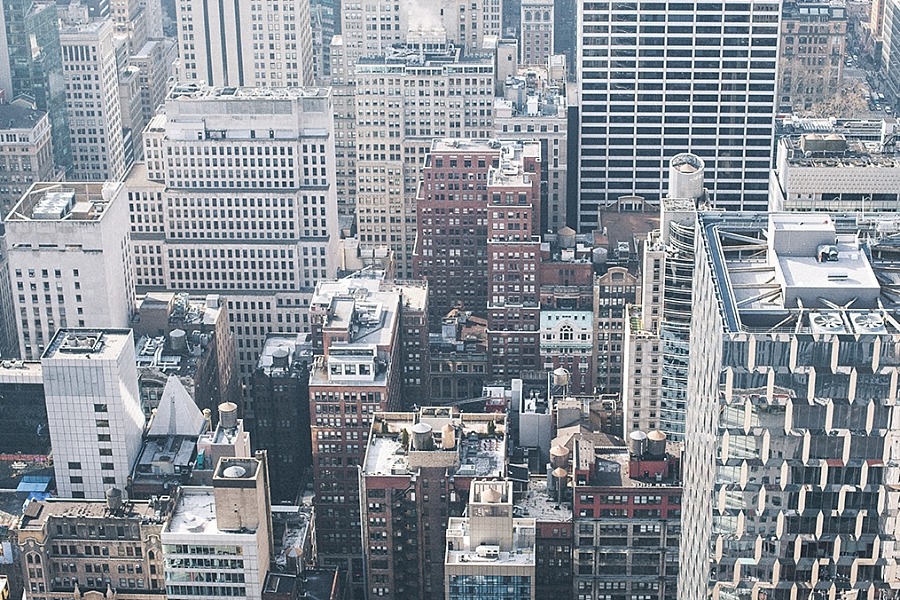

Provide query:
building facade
left=0, top=100, right=58, bottom=219
left=129, top=83, right=340, bottom=381
left=58, top=18, right=127, bottom=182
left=175, top=0, right=314, bottom=87
left=5, top=182, right=135, bottom=360
left=576, top=0, right=779, bottom=225
left=42, top=329, right=146, bottom=500
left=519, top=0, right=554, bottom=66
left=778, top=0, right=848, bottom=111
left=680, top=211, right=900, bottom=598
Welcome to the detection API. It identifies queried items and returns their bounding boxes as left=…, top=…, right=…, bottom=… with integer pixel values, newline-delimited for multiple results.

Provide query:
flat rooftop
left=699, top=211, right=900, bottom=333
left=0, top=360, right=43, bottom=383
left=0, top=102, right=46, bottom=131
left=7, top=182, right=121, bottom=223
left=18, top=497, right=167, bottom=530
left=169, top=83, right=330, bottom=101
left=364, top=410, right=506, bottom=479
left=514, top=477, right=572, bottom=522
left=257, top=333, right=313, bottom=375
left=445, top=517, right=536, bottom=566
left=43, top=329, right=133, bottom=361
left=164, top=487, right=218, bottom=535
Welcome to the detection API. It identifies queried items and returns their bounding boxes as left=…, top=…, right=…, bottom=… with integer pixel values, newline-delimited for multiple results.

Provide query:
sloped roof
left=147, top=376, right=205, bottom=437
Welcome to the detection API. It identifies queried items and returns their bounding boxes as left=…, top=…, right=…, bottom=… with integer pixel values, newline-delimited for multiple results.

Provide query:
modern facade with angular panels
left=680, top=211, right=900, bottom=599
left=576, top=0, right=780, bottom=230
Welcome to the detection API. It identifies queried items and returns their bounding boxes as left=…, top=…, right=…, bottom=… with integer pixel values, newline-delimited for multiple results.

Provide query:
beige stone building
left=15, top=495, right=170, bottom=600
left=779, top=0, right=848, bottom=110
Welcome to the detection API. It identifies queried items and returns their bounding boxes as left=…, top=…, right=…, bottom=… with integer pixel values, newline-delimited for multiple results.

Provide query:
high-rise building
left=58, top=18, right=128, bottom=182
left=338, top=0, right=504, bottom=72
left=161, top=453, right=274, bottom=600
left=0, top=100, right=59, bottom=218
left=519, top=0, right=554, bottom=66
left=307, top=275, right=427, bottom=591
left=0, top=0, right=73, bottom=174
left=129, top=39, right=176, bottom=128
left=360, top=408, right=508, bottom=600
left=778, top=0, right=847, bottom=111
left=623, top=154, right=705, bottom=439
left=128, top=83, right=340, bottom=380
left=328, top=36, right=356, bottom=217
left=354, top=33, right=496, bottom=278
left=485, top=141, right=542, bottom=379
left=42, top=329, right=146, bottom=499
left=593, top=266, right=639, bottom=396
left=445, top=480, right=536, bottom=600
left=680, top=211, right=900, bottom=598
left=414, top=139, right=501, bottom=324
left=15, top=495, right=171, bottom=599
left=494, top=72, right=571, bottom=231
left=175, top=0, right=314, bottom=87
left=249, top=333, right=313, bottom=503
left=5, top=182, right=135, bottom=360
left=576, top=0, right=779, bottom=227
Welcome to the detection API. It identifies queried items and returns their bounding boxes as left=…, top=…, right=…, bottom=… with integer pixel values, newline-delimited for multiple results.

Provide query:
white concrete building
left=59, top=17, right=127, bottom=182
left=576, top=0, right=779, bottom=227
left=5, top=182, right=135, bottom=360
left=175, top=0, right=314, bottom=87
left=162, top=454, right=272, bottom=600
left=42, top=328, right=145, bottom=499
left=128, top=83, right=340, bottom=380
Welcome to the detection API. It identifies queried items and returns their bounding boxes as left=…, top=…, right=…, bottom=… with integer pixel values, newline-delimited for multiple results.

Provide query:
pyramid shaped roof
left=147, top=376, right=206, bottom=437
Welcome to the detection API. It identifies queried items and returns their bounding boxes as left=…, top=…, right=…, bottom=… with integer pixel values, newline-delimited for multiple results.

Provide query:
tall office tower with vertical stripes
left=576, top=0, right=780, bottom=231
left=175, top=0, right=314, bottom=87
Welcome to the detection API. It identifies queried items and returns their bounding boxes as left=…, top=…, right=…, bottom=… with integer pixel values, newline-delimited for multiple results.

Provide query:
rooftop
left=364, top=409, right=506, bottom=479
left=514, top=477, right=572, bottom=522
left=700, top=211, right=900, bottom=333
left=0, top=101, right=47, bottom=131
left=18, top=497, right=170, bottom=530
left=43, top=329, right=133, bottom=361
left=0, top=360, right=43, bottom=384
left=164, top=487, right=220, bottom=536
left=169, top=83, right=330, bottom=101
left=257, top=333, right=313, bottom=376
left=7, top=182, right=122, bottom=223
left=445, top=517, right=536, bottom=566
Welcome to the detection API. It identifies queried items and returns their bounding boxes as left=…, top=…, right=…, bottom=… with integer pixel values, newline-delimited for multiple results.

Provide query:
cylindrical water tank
left=411, top=422, right=433, bottom=450
left=557, top=226, right=576, bottom=249
left=106, top=487, right=123, bottom=512
left=550, top=445, right=570, bottom=469
left=552, top=367, right=570, bottom=388
left=219, top=402, right=238, bottom=430
left=481, top=486, right=502, bottom=503
left=668, top=153, right=705, bottom=200
left=629, top=430, right=648, bottom=456
left=552, top=467, right=568, bottom=502
left=271, top=348, right=289, bottom=369
left=441, top=423, right=456, bottom=449
left=647, top=430, right=667, bottom=457
left=169, top=328, right=188, bottom=352
left=592, top=247, right=608, bottom=267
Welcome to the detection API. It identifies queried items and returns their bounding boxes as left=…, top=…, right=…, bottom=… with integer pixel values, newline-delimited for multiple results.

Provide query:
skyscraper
left=576, top=0, right=780, bottom=229
left=5, top=182, right=135, bottom=360
left=680, top=211, right=900, bottom=598
left=0, top=0, right=73, bottom=175
left=59, top=17, right=127, bottom=182
left=175, top=0, right=314, bottom=87
left=42, top=328, right=145, bottom=499
left=128, top=83, right=340, bottom=380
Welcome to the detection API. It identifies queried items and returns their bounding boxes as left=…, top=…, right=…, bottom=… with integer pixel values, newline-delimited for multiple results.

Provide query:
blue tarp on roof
left=16, top=475, right=52, bottom=493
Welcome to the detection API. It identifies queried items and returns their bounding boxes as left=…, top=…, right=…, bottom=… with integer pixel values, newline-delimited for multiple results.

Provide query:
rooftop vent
left=810, top=312, right=847, bottom=335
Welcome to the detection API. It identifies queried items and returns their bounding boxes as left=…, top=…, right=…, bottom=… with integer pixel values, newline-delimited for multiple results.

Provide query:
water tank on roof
left=550, top=445, right=570, bottom=469
left=106, top=487, right=123, bottom=513
left=629, top=430, right=648, bottom=456
left=271, top=348, right=290, bottom=369
left=169, top=329, right=187, bottom=352
left=219, top=402, right=238, bottom=430
left=647, top=430, right=667, bottom=457
left=441, top=423, right=456, bottom=449
left=667, top=153, right=705, bottom=201
left=557, top=226, right=576, bottom=249
left=552, top=368, right=570, bottom=387
left=411, top=422, right=433, bottom=451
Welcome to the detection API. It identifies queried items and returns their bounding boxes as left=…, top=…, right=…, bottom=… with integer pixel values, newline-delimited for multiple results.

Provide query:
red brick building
left=412, top=140, right=501, bottom=326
